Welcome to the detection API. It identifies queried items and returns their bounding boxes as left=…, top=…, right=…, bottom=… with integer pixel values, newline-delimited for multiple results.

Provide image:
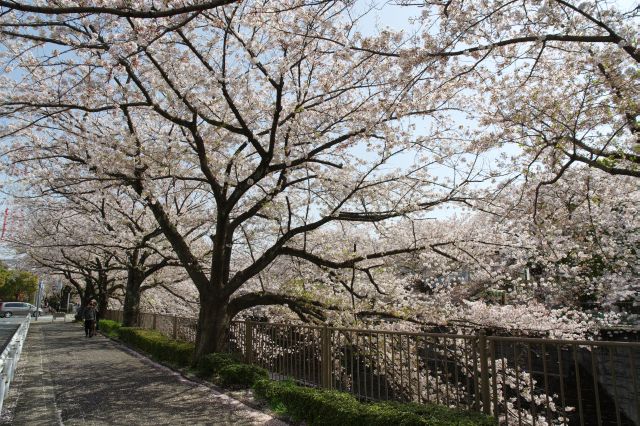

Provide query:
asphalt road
left=0, top=316, right=26, bottom=353
left=0, top=315, right=59, bottom=352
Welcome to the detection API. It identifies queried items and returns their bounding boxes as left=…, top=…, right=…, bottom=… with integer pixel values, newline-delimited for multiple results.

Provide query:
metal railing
left=106, top=310, right=640, bottom=425
left=105, top=310, right=197, bottom=342
left=0, top=316, right=30, bottom=413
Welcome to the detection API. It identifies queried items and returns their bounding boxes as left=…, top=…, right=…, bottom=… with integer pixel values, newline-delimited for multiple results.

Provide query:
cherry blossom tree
left=0, top=5, right=635, bottom=418
left=401, top=0, right=639, bottom=185
left=0, top=0, right=488, bottom=360
left=6, top=194, right=122, bottom=315
left=3, top=175, right=207, bottom=324
left=386, top=168, right=638, bottom=337
left=0, top=0, right=237, bottom=18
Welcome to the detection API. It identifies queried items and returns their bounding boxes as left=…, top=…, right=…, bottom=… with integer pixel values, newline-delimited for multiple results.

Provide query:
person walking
left=83, top=300, right=97, bottom=337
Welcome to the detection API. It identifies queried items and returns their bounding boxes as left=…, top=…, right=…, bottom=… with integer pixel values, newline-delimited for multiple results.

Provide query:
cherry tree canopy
left=0, top=0, right=637, bottom=360
left=407, top=0, right=639, bottom=184
left=0, top=0, right=492, bottom=359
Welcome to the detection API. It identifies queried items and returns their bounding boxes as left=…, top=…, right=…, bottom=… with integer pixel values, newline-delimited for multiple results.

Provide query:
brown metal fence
left=105, top=310, right=640, bottom=425
left=104, top=310, right=197, bottom=342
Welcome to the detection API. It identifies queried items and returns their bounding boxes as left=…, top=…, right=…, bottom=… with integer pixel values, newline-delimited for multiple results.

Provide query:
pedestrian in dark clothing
left=83, top=301, right=97, bottom=337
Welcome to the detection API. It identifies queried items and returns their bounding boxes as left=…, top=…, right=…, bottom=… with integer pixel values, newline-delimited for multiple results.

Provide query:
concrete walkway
left=2, top=322, right=285, bottom=425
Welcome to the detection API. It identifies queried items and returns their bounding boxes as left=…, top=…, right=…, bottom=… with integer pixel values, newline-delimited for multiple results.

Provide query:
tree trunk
left=123, top=267, right=144, bottom=326
left=193, top=294, right=231, bottom=364
left=96, top=276, right=108, bottom=320
left=75, top=280, right=93, bottom=320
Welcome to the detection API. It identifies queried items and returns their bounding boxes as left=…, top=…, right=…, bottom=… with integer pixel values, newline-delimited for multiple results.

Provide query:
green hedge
left=101, top=324, right=494, bottom=423
left=196, top=352, right=239, bottom=376
left=98, top=319, right=121, bottom=337
left=253, top=380, right=495, bottom=426
left=118, top=327, right=194, bottom=367
left=218, top=363, right=269, bottom=387
left=196, top=352, right=268, bottom=388
left=104, top=326, right=265, bottom=389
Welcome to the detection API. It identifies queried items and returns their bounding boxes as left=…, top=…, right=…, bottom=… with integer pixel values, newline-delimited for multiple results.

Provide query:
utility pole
left=34, top=279, right=44, bottom=321
left=56, top=278, right=63, bottom=311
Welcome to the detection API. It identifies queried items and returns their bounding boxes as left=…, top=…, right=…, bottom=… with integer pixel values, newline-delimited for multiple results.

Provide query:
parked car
left=0, top=302, right=44, bottom=318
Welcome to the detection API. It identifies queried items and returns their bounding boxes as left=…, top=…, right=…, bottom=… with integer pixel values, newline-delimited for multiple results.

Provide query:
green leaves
left=0, top=264, right=38, bottom=301
left=596, top=156, right=618, bottom=169
left=117, top=327, right=194, bottom=366
left=196, top=352, right=268, bottom=387
left=98, top=319, right=121, bottom=338
left=217, top=363, right=268, bottom=388
left=253, top=380, right=496, bottom=426
left=195, top=352, right=238, bottom=376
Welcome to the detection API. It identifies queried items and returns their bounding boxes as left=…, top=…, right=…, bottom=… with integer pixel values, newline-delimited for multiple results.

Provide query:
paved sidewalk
left=2, top=322, right=285, bottom=425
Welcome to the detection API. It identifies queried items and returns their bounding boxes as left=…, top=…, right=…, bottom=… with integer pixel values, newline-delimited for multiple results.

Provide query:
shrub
left=109, top=328, right=262, bottom=388
left=195, top=352, right=268, bottom=388
left=118, top=327, right=194, bottom=367
left=217, top=363, right=268, bottom=388
left=98, top=319, right=121, bottom=337
left=196, top=352, right=240, bottom=377
left=253, top=380, right=495, bottom=426
left=366, top=401, right=495, bottom=426
left=254, top=380, right=364, bottom=425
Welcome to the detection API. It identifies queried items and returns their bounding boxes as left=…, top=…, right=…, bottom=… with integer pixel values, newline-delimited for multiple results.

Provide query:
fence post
left=172, top=315, right=178, bottom=340
left=321, top=325, right=331, bottom=389
left=152, top=313, right=157, bottom=331
left=244, top=321, right=254, bottom=364
left=478, top=330, right=491, bottom=415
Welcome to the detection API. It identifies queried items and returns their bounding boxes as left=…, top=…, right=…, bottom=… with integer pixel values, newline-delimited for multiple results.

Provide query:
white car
left=0, top=302, right=44, bottom=318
